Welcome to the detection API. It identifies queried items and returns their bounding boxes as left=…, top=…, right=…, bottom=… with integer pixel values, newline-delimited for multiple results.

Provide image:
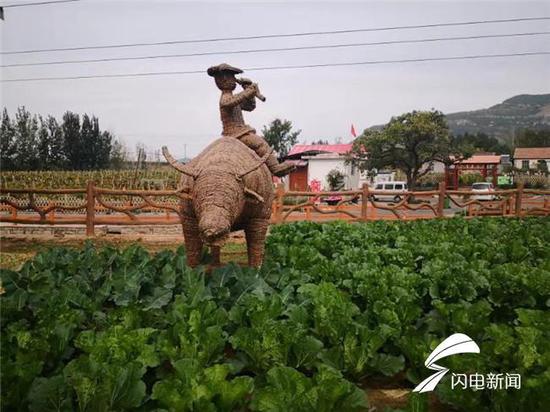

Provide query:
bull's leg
left=211, top=245, right=221, bottom=266
left=181, top=216, right=203, bottom=267
left=244, top=218, right=269, bottom=268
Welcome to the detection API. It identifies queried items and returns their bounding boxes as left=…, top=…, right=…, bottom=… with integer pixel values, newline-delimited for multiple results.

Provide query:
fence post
left=437, top=181, right=446, bottom=217
left=86, top=180, right=95, bottom=236
left=48, top=200, right=55, bottom=222
left=361, top=183, right=369, bottom=221
left=515, top=182, right=524, bottom=217
left=274, top=183, right=285, bottom=224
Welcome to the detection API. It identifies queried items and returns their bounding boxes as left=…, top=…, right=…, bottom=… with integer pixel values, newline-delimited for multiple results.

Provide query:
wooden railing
left=1, top=181, right=549, bottom=236
left=271, top=182, right=549, bottom=223
left=0, top=182, right=190, bottom=236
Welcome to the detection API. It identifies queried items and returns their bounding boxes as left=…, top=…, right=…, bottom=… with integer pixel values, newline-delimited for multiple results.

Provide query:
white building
left=303, top=152, right=360, bottom=190
left=285, top=143, right=355, bottom=190
left=285, top=142, right=405, bottom=190
left=513, top=147, right=550, bottom=170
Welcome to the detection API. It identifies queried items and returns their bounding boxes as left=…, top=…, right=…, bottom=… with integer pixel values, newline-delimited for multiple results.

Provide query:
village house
left=285, top=143, right=360, bottom=191
left=513, top=147, right=550, bottom=170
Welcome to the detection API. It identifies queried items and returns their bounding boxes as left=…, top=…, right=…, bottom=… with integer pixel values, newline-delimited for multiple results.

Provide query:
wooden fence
left=271, top=182, right=550, bottom=223
left=1, top=181, right=549, bottom=236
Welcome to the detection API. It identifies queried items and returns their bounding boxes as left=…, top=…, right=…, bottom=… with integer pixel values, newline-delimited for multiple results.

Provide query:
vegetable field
left=1, top=218, right=549, bottom=411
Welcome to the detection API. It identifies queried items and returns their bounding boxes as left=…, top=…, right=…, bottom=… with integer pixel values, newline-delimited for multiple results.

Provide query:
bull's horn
left=162, top=146, right=197, bottom=178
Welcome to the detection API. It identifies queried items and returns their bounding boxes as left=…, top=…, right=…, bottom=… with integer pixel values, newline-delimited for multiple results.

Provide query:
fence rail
left=1, top=181, right=549, bottom=236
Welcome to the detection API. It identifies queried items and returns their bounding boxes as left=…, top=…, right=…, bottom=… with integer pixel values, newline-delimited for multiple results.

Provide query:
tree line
left=1, top=107, right=126, bottom=171
left=512, top=129, right=550, bottom=148
left=452, top=129, right=550, bottom=153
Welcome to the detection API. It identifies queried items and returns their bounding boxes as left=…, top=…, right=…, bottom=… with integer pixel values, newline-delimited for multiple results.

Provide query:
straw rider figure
left=207, top=63, right=295, bottom=177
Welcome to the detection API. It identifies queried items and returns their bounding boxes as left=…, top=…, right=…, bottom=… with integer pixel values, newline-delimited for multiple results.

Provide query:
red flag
left=351, top=124, right=357, bottom=138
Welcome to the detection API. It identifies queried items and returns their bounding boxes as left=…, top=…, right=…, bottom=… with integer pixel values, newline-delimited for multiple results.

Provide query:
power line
left=0, top=0, right=81, bottom=7
left=2, top=16, right=549, bottom=55
left=2, top=51, right=548, bottom=83
left=3, top=31, right=549, bottom=68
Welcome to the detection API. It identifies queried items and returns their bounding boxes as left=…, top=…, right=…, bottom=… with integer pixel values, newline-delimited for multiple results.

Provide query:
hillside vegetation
left=446, top=94, right=550, bottom=139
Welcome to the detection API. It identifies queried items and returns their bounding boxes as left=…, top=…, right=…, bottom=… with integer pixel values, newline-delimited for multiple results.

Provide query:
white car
left=471, top=182, right=497, bottom=201
left=371, top=181, right=408, bottom=202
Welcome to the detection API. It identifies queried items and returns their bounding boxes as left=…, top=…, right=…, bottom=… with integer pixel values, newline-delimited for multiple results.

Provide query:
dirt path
left=0, top=235, right=248, bottom=270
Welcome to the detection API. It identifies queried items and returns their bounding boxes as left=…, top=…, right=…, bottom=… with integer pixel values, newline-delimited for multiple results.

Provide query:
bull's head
left=162, top=146, right=265, bottom=245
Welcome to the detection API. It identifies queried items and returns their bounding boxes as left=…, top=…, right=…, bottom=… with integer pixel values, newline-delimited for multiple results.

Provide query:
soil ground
left=0, top=235, right=248, bottom=270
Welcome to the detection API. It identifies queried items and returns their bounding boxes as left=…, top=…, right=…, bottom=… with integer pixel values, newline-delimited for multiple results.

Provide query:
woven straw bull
left=163, top=137, right=274, bottom=268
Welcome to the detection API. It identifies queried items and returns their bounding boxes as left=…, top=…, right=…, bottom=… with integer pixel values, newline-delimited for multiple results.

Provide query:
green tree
left=97, top=130, right=113, bottom=169
left=0, top=108, right=16, bottom=170
left=47, top=116, right=66, bottom=169
left=80, top=114, right=95, bottom=169
left=110, top=139, right=128, bottom=169
left=261, top=119, right=301, bottom=158
left=13, top=107, right=39, bottom=170
left=80, top=114, right=112, bottom=169
left=37, top=116, right=51, bottom=170
left=62, top=111, right=81, bottom=170
left=36, top=115, right=66, bottom=170
left=349, top=110, right=458, bottom=190
left=451, top=132, right=510, bottom=154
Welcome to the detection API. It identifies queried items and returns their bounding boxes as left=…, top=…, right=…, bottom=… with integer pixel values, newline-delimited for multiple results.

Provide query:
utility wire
left=2, top=16, right=549, bottom=55
left=2, top=51, right=549, bottom=83
left=3, top=31, right=549, bottom=68
left=0, top=0, right=80, bottom=7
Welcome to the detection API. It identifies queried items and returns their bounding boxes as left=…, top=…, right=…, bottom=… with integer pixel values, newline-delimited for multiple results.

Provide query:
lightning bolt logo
left=413, top=333, right=480, bottom=393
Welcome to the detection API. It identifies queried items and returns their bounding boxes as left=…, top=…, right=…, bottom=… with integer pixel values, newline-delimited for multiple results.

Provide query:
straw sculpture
left=162, top=63, right=294, bottom=267
left=163, top=138, right=274, bottom=267
left=207, top=63, right=295, bottom=177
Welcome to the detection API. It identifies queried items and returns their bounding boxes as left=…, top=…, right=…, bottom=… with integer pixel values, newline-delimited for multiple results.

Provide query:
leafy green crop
left=251, top=366, right=367, bottom=412
left=151, top=361, right=253, bottom=411
left=1, top=217, right=549, bottom=411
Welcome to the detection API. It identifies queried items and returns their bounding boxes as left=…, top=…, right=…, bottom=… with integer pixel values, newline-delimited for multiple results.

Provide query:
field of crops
left=0, top=169, right=180, bottom=190
left=1, top=218, right=549, bottom=411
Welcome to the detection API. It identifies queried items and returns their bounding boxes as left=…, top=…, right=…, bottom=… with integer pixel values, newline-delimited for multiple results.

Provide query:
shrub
left=417, top=173, right=445, bottom=188
left=459, top=172, right=486, bottom=186
left=326, top=169, right=345, bottom=191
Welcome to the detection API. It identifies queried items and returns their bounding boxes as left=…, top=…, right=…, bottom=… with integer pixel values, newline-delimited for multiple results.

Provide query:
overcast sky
left=1, top=0, right=550, bottom=158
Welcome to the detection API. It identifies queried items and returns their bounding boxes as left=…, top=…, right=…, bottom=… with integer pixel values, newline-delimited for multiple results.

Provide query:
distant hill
left=368, top=94, right=550, bottom=140
left=446, top=94, right=550, bottom=139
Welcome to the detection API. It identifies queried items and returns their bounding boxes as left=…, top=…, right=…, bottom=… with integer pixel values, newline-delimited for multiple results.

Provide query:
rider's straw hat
left=207, top=63, right=243, bottom=77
